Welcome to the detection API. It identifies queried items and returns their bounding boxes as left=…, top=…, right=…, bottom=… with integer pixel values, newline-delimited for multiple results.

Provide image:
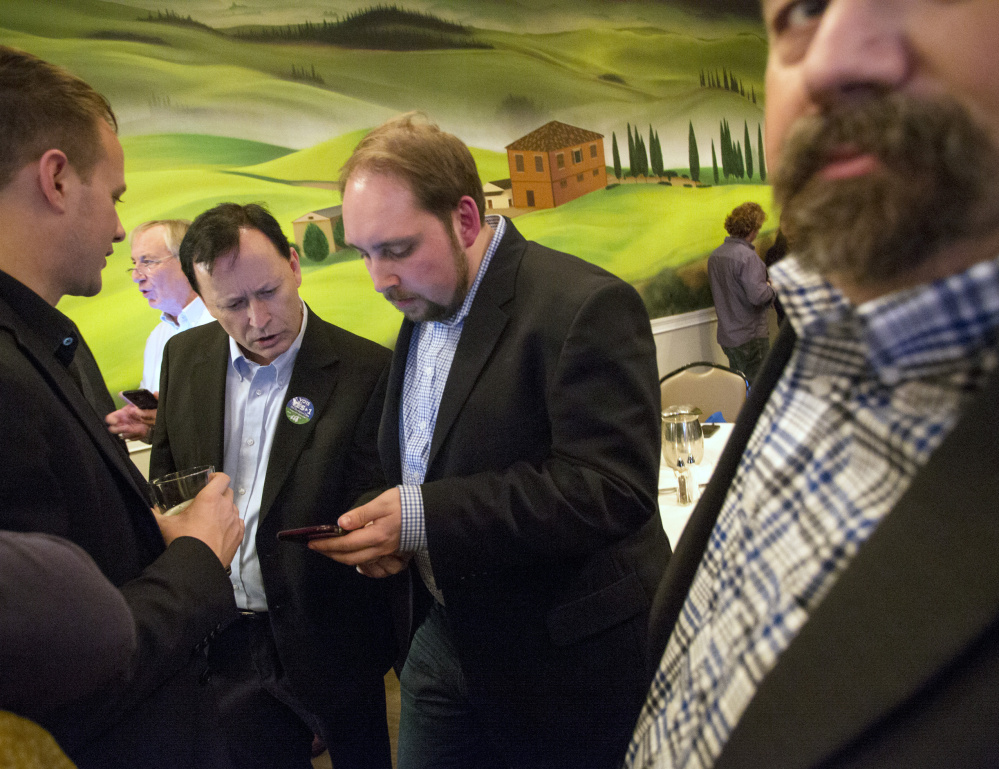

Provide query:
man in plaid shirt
left=627, top=1, right=999, bottom=768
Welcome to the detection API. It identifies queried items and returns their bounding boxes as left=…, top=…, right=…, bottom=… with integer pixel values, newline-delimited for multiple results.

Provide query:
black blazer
left=650, top=323, right=999, bottom=769
left=0, top=287, right=236, bottom=769
left=380, top=219, right=670, bottom=766
left=150, top=310, right=397, bottom=723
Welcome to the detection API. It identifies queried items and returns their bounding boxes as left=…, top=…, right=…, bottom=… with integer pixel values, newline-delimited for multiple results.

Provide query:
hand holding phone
left=120, top=389, right=159, bottom=410
left=276, top=524, right=348, bottom=543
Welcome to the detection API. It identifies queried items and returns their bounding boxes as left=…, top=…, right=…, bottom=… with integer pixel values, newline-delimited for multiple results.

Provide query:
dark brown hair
left=0, top=45, right=117, bottom=190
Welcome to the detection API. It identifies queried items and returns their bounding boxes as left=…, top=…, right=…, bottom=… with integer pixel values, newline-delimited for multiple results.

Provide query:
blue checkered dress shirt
left=397, top=215, right=505, bottom=603
left=625, top=254, right=999, bottom=769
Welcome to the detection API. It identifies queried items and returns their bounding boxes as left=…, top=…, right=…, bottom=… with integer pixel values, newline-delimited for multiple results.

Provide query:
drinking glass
left=150, top=465, right=214, bottom=516
left=662, top=410, right=704, bottom=504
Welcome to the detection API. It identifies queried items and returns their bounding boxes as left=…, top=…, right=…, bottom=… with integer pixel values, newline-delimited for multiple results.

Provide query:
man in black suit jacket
left=626, top=3, right=999, bottom=768
left=0, top=45, right=244, bottom=768
left=151, top=203, right=396, bottom=769
left=311, top=114, right=668, bottom=768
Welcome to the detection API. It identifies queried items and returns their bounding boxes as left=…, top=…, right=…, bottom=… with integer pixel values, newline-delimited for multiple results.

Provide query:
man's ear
left=453, top=196, right=482, bottom=249
left=36, top=149, right=73, bottom=213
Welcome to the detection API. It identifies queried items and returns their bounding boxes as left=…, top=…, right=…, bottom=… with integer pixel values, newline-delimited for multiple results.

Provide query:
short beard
left=387, top=221, right=469, bottom=322
left=773, top=93, right=999, bottom=287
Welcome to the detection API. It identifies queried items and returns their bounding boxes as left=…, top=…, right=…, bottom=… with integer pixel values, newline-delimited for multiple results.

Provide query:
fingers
left=307, top=528, right=388, bottom=565
left=357, top=554, right=410, bottom=578
left=204, top=472, right=232, bottom=493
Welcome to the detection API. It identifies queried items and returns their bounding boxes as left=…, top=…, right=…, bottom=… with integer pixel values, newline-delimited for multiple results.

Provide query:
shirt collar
left=427, top=214, right=506, bottom=328
left=0, top=269, right=81, bottom=367
left=771, top=254, right=999, bottom=384
left=161, top=295, right=210, bottom=330
left=229, top=299, right=308, bottom=385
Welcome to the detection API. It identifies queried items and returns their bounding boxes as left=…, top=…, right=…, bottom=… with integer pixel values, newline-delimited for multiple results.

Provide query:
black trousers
left=207, top=613, right=393, bottom=769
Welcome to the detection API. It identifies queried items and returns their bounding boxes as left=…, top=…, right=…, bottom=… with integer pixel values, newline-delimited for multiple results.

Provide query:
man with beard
left=314, top=113, right=668, bottom=769
left=625, top=2, right=999, bottom=768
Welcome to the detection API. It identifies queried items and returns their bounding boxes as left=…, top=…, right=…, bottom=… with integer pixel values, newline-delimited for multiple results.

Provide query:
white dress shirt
left=140, top=296, right=215, bottom=391
left=223, top=303, right=308, bottom=611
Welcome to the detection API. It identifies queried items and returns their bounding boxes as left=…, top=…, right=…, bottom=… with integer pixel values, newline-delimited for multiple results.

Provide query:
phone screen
left=121, top=389, right=159, bottom=410
left=276, top=524, right=348, bottom=542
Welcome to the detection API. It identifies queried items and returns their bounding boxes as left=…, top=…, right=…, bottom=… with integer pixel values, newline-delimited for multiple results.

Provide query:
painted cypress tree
left=712, top=139, right=719, bottom=184
left=650, top=125, right=664, bottom=179
left=720, top=119, right=732, bottom=179
left=612, top=131, right=622, bottom=180
left=688, top=121, right=700, bottom=182
left=627, top=123, right=636, bottom=177
left=757, top=124, right=767, bottom=182
left=744, top=121, right=754, bottom=179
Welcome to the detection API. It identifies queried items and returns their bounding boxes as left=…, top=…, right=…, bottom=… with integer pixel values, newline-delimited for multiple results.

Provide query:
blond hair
left=131, top=220, right=192, bottom=258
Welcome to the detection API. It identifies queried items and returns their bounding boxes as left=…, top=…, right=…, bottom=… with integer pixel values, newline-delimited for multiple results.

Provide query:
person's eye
left=770, top=0, right=826, bottom=35
left=386, top=246, right=413, bottom=260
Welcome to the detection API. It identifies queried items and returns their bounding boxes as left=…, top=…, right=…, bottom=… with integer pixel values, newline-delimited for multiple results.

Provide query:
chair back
left=660, top=362, right=749, bottom=422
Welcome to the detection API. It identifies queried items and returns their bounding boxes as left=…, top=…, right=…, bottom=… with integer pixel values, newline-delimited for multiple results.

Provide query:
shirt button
left=246, top=438, right=254, bottom=446
left=255, top=389, right=263, bottom=396
left=239, top=488, right=246, bottom=495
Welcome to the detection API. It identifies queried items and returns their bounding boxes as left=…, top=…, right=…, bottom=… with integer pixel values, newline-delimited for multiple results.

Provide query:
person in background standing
left=707, top=201, right=775, bottom=383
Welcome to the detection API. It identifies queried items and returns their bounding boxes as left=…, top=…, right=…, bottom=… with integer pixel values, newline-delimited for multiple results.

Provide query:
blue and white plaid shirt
left=625, top=253, right=999, bottom=769
left=397, top=215, right=505, bottom=603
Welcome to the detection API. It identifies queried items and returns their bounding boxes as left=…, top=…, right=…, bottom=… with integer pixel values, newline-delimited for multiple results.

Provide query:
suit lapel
left=380, top=319, right=411, bottom=483
left=196, top=326, right=229, bottom=471
left=426, top=223, right=520, bottom=471
left=0, top=299, right=158, bottom=540
left=259, top=312, right=339, bottom=520
left=716, top=362, right=999, bottom=768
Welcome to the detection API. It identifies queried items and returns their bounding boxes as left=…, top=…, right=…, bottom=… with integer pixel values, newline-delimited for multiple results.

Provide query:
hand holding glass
left=662, top=410, right=704, bottom=505
left=150, top=465, right=215, bottom=516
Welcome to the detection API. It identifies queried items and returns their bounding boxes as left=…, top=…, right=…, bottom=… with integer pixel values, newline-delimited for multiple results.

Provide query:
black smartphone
left=121, top=389, right=159, bottom=410
left=276, top=524, right=348, bottom=542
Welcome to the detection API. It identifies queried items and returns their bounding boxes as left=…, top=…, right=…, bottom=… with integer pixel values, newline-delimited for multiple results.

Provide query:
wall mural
left=0, top=0, right=773, bottom=397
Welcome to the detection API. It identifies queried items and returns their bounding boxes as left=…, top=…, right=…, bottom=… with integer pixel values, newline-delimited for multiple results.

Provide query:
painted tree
left=627, top=123, right=636, bottom=177
left=757, top=124, right=767, bottom=182
left=612, top=131, right=622, bottom=180
left=302, top=222, right=330, bottom=263
left=688, top=121, right=700, bottom=182
left=636, top=133, right=649, bottom=179
left=744, top=121, right=754, bottom=179
left=712, top=139, right=719, bottom=184
left=650, top=126, right=664, bottom=179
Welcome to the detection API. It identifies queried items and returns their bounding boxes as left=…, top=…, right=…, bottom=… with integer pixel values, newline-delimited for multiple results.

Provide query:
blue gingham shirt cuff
left=397, top=484, right=427, bottom=552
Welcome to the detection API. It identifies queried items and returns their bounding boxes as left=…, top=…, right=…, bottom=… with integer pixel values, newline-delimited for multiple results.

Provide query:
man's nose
left=247, top=299, right=271, bottom=329
left=113, top=215, right=126, bottom=244
left=801, top=0, right=911, bottom=108
left=365, top=258, right=400, bottom=295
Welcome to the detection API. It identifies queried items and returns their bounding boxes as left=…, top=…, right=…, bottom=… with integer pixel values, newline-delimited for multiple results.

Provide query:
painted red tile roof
left=505, top=121, right=604, bottom=152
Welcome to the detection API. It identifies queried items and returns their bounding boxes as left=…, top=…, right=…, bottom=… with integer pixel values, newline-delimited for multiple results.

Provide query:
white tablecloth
left=658, top=423, right=734, bottom=547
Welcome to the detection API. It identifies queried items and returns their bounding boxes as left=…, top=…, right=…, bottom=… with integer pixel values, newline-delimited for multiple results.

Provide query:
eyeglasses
left=127, top=257, right=172, bottom=276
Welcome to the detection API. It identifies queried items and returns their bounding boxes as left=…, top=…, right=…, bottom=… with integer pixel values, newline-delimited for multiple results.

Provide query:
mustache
left=774, top=92, right=994, bottom=209
left=384, top=287, right=418, bottom=302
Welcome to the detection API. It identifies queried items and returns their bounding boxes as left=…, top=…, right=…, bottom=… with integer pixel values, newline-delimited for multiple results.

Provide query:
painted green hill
left=122, top=134, right=294, bottom=172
